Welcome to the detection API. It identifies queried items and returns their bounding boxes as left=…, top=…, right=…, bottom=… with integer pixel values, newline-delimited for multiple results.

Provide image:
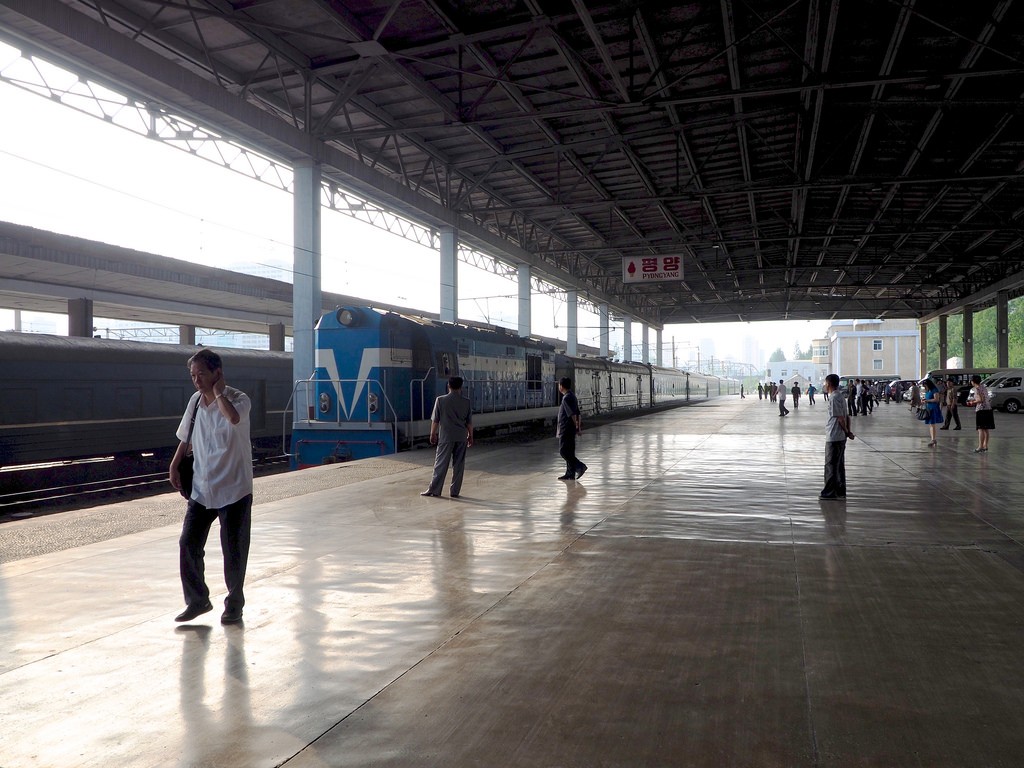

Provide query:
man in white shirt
left=821, top=374, right=854, bottom=499
left=778, top=379, right=790, bottom=417
left=169, top=349, right=253, bottom=624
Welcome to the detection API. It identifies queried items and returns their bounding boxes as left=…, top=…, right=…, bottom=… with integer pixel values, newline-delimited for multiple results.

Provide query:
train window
left=389, top=331, right=411, bottom=363
left=115, top=387, right=143, bottom=418
left=526, top=354, right=542, bottom=390
left=64, top=388, right=93, bottom=420
left=3, top=388, right=36, bottom=423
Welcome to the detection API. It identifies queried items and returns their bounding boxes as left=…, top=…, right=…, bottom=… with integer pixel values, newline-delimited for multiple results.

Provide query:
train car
left=554, top=355, right=719, bottom=416
left=291, top=307, right=560, bottom=467
left=0, top=332, right=293, bottom=468
left=556, top=356, right=651, bottom=415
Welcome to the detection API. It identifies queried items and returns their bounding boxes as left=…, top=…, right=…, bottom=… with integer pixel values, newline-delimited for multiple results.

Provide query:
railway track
left=1, top=455, right=291, bottom=520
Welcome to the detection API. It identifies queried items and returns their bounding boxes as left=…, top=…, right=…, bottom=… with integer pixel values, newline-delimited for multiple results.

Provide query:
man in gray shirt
left=820, top=373, right=854, bottom=500
left=421, top=376, right=473, bottom=498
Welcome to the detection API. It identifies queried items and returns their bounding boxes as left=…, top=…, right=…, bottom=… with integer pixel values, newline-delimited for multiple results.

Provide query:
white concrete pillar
left=656, top=328, right=663, bottom=366
left=599, top=303, right=610, bottom=357
left=962, top=309, right=974, bottom=368
left=518, top=265, right=531, bottom=337
left=997, top=291, right=1009, bottom=368
left=918, top=321, right=927, bottom=377
left=642, top=325, right=650, bottom=364
left=623, top=317, right=632, bottom=362
left=440, top=227, right=458, bottom=323
left=179, top=325, right=196, bottom=346
left=293, top=159, right=322, bottom=420
left=566, top=290, right=578, bottom=356
left=269, top=322, right=286, bottom=351
left=938, top=315, right=948, bottom=369
left=68, top=297, right=93, bottom=337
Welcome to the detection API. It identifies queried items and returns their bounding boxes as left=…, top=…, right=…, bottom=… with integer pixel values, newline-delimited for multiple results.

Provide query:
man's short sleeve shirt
left=826, top=393, right=849, bottom=442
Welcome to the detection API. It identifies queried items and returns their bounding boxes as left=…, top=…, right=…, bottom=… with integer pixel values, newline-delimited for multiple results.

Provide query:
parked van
left=923, top=368, right=1001, bottom=405
left=982, top=370, right=1024, bottom=413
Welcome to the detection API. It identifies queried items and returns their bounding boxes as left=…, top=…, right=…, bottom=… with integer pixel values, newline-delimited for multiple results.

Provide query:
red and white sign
left=622, top=255, right=683, bottom=283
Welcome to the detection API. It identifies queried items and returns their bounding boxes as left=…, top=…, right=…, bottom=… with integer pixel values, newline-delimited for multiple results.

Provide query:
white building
left=813, top=319, right=920, bottom=380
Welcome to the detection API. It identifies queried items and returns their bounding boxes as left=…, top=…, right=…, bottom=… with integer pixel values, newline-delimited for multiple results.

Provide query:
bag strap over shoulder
left=184, top=395, right=200, bottom=449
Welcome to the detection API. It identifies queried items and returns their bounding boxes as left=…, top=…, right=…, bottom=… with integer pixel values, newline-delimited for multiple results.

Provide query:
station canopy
left=2, top=0, right=1023, bottom=327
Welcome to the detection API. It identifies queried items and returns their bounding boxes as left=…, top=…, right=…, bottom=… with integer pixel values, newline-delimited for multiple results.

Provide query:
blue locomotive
left=291, top=306, right=559, bottom=466
left=290, top=306, right=735, bottom=467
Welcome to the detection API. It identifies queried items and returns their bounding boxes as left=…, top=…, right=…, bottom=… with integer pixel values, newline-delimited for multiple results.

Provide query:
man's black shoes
left=175, top=601, right=213, bottom=622
left=557, top=474, right=573, bottom=480
left=221, top=608, right=243, bottom=625
left=575, top=465, right=588, bottom=479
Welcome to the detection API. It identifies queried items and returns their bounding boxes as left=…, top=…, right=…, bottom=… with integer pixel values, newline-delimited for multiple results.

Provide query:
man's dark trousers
left=559, top=433, right=583, bottom=477
left=822, top=440, right=847, bottom=496
left=179, top=494, right=252, bottom=613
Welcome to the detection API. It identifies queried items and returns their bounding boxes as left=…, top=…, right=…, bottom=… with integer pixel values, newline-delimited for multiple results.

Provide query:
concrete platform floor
left=2, top=395, right=1024, bottom=767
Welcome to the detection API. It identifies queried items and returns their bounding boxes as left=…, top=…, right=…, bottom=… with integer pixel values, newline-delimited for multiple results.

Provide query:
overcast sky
left=0, top=47, right=829, bottom=367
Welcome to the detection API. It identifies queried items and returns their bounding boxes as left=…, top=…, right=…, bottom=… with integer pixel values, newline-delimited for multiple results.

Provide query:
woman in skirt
left=966, top=373, right=994, bottom=453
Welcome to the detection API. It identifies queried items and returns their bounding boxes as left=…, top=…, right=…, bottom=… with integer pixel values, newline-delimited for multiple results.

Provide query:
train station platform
left=3, top=394, right=1024, bottom=767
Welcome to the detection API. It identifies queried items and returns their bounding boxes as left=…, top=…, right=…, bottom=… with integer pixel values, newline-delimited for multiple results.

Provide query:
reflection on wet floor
left=3, top=396, right=1024, bottom=767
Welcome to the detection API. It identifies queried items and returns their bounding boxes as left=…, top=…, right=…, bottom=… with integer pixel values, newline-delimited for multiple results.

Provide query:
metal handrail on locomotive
left=289, top=306, right=737, bottom=468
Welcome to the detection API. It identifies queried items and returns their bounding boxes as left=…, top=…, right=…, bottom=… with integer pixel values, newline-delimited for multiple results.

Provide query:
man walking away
left=821, top=374, right=854, bottom=499
left=778, top=379, right=790, bottom=417
left=421, top=376, right=474, bottom=498
left=556, top=377, right=587, bottom=480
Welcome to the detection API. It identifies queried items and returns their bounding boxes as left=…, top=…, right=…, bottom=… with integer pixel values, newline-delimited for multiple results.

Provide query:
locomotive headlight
left=337, top=308, right=358, bottom=327
left=319, top=392, right=332, bottom=414
left=368, top=393, right=379, bottom=414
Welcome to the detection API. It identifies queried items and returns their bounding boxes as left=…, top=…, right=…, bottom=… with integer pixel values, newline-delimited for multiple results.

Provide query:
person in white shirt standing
left=169, top=349, right=253, bottom=624
left=820, top=373, right=854, bottom=499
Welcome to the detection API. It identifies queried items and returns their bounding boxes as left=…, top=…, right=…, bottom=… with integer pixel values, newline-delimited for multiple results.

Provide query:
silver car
left=982, top=370, right=1024, bottom=414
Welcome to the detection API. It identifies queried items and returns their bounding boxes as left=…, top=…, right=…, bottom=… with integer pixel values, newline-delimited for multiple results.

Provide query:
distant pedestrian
left=421, top=376, right=473, bottom=497
left=940, top=376, right=962, bottom=430
left=966, top=374, right=994, bottom=453
left=807, top=383, right=817, bottom=405
left=757, top=383, right=764, bottom=400
left=778, top=379, right=790, bottom=417
left=820, top=373, right=853, bottom=500
left=859, top=380, right=873, bottom=414
left=740, top=385, right=745, bottom=399
left=791, top=382, right=801, bottom=409
left=921, top=379, right=943, bottom=447
left=556, top=377, right=587, bottom=480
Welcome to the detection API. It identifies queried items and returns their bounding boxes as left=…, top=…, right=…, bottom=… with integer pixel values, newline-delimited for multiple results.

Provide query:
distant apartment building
left=814, top=319, right=920, bottom=380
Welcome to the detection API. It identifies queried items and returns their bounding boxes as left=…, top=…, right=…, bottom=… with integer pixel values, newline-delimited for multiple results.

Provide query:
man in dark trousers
left=170, top=349, right=253, bottom=624
left=556, top=377, right=587, bottom=480
left=421, top=376, right=473, bottom=498
left=778, top=378, right=790, bottom=417
left=820, top=373, right=854, bottom=500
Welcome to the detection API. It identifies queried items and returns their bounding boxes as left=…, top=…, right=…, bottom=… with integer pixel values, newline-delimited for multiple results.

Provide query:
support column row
left=924, top=289, right=1010, bottom=371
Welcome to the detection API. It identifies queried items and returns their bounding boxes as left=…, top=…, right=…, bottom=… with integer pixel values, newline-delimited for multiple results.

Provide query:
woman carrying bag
left=922, top=379, right=944, bottom=447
